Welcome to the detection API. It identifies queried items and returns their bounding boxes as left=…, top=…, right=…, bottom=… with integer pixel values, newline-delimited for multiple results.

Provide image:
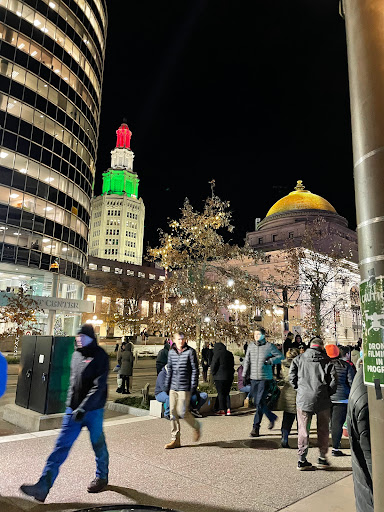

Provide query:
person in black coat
left=211, top=342, right=235, bottom=415
left=156, top=340, right=170, bottom=375
left=347, top=369, right=373, bottom=512
left=20, top=324, right=109, bottom=502
left=201, top=341, right=213, bottom=382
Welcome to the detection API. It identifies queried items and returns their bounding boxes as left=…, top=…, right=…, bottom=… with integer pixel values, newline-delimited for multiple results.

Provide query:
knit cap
left=325, top=344, right=340, bottom=359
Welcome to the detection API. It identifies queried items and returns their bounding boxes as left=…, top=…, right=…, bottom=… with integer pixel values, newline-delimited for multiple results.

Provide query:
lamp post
left=342, top=0, right=384, bottom=507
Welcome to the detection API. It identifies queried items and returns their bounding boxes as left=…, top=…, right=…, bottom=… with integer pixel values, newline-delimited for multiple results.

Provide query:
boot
left=20, top=483, right=49, bottom=503
left=87, top=477, right=108, bottom=493
left=250, top=426, right=260, bottom=437
left=281, top=429, right=290, bottom=448
left=164, top=435, right=181, bottom=449
left=116, top=387, right=122, bottom=393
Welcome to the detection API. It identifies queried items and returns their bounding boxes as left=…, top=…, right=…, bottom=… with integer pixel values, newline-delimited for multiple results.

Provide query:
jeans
left=191, top=392, right=208, bottom=410
left=239, top=385, right=251, bottom=398
left=281, top=411, right=296, bottom=434
left=297, top=408, right=330, bottom=461
left=330, top=403, right=348, bottom=449
left=155, top=391, right=170, bottom=416
left=38, top=408, right=108, bottom=492
left=215, top=380, right=232, bottom=411
left=250, top=379, right=277, bottom=428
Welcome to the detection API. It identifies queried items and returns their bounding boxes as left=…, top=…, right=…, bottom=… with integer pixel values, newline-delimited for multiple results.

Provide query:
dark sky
left=95, top=1, right=353, bottom=249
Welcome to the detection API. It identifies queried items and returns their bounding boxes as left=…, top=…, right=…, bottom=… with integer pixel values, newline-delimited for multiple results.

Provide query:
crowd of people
left=17, top=324, right=372, bottom=512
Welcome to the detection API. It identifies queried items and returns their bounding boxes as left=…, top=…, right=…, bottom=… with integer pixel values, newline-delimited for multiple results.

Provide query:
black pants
left=215, top=380, right=231, bottom=411
left=273, top=363, right=282, bottom=378
left=121, top=375, right=130, bottom=392
left=330, top=403, right=348, bottom=449
left=202, top=364, right=209, bottom=382
left=281, top=411, right=296, bottom=434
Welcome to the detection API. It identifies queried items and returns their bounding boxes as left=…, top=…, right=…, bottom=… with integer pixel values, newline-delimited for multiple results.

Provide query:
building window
left=115, top=268, right=122, bottom=274
left=102, top=266, right=110, bottom=272
left=288, top=232, right=294, bottom=238
left=89, top=263, right=97, bottom=270
left=159, top=276, right=165, bottom=281
left=141, top=300, right=149, bottom=317
left=86, top=295, right=96, bottom=304
left=272, top=235, right=277, bottom=242
left=149, top=274, right=156, bottom=280
left=127, top=269, right=134, bottom=276
left=138, top=272, right=145, bottom=278
left=153, top=302, right=161, bottom=314
left=258, top=237, right=263, bottom=244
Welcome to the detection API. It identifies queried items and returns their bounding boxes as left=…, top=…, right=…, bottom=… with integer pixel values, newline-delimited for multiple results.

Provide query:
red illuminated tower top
left=116, top=122, right=132, bottom=149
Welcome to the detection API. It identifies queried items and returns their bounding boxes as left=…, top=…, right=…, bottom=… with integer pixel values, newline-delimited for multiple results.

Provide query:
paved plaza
left=0, top=359, right=356, bottom=512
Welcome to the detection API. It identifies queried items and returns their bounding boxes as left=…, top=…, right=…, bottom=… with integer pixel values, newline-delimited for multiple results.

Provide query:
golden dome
left=266, top=180, right=337, bottom=217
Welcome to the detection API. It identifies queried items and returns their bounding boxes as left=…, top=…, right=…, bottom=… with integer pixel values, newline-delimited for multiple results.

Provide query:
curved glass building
left=0, top=0, right=107, bottom=334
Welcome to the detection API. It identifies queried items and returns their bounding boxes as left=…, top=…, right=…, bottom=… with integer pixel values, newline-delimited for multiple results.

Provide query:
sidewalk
left=0, top=411, right=355, bottom=512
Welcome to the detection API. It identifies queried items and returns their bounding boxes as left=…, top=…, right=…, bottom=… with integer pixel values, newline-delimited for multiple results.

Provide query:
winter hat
left=77, top=324, right=96, bottom=342
left=325, top=344, right=340, bottom=359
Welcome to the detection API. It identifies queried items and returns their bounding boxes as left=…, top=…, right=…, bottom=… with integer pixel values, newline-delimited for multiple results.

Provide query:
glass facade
left=0, top=0, right=107, bottom=286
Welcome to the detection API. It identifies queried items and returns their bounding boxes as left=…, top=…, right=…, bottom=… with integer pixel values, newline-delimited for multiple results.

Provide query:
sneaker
left=268, top=417, right=276, bottom=430
left=332, top=449, right=346, bottom=457
left=297, top=460, right=314, bottom=471
left=116, top=387, right=122, bottom=393
left=164, top=436, right=181, bottom=449
left=317, top=457, right=331, bottom=469
left=226, top=408, right=231, bottom=416
left=20, top=483, right=48, bottom=503
left=215, top=410, right=226, bottom=416
left=281, top=439, right=291, bottom=449
left=193, top=421, right=201, bottom=442
left=250, top=427, right=260, bottom=437
left=191, top=408, right=203, bottom=418
left=87, top=477, right=108, bottom=493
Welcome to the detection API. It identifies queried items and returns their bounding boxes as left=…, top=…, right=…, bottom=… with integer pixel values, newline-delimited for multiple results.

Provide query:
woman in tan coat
left=277, top=348, right=300, bottom=448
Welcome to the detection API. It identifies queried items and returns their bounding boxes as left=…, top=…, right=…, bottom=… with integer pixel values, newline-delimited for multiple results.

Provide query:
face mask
left=76, top=334, right=93, bottom=348
left=258, top=333, right=265, bottom=341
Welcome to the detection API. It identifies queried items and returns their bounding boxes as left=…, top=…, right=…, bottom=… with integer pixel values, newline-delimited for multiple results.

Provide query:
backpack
left=265, top=379, right=280, bottom=410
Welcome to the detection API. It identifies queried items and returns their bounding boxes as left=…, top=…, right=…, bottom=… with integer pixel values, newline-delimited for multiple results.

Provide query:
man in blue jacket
left=20, top=324, right=110, bottom=502
left=164, top=331, right=201, bottom=449
left=243, top=327, right=284, bottom=437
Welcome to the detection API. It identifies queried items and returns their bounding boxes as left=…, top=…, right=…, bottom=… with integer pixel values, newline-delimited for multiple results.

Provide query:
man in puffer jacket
left=243, top=327, right=283, bottom=437
left=325, top=344, right=356, bottom=457
left=20, top=324, right=109, bottom=502
left=163, top=331, right=201, bottom=449
left=347, top=369, right=373, bottom=512
left=290, top=336, right=337, bottom=471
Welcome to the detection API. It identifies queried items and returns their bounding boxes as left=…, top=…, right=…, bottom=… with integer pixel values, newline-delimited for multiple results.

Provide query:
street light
left=227, top=279, right=234, bottom=287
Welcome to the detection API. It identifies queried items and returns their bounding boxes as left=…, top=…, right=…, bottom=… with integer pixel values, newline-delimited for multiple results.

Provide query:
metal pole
left=343, top=0, right=384, bottom=508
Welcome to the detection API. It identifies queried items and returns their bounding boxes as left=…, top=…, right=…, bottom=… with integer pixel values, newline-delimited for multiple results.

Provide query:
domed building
left=247, top=180, right=358, bottom=261
left=244, top=181, right=361, bottom=344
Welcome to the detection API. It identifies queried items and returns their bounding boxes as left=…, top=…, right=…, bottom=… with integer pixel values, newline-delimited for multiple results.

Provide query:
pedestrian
left=243, top=341, right=248, bottom=355
left=118, top=342, right=134, bottom=394
left=164, top=331, right=201, bottom=449
left=237, top=357, right=251, bottom=407
left=295, top=334, right=306, bottom=352
left=156, top=339, right=170, bottom=375
left=211, top=342, right=235, bottom=416
left=155, top=365, right=208, bottom=420
left=20, top=324, right=109, bottom=502
left=0, top=350, right=7, bottom=398
left=114, top=342, right=119, bottom=352
left=325, top=344, right=356, bottom=457
left=243, top=327, right=284, bottom=437
left=283, top=331, right=294, bottom=355
left=351, top=345, right=361, bottom=366
left=201, top=341, right=213, bottom=382
left=277, top=347, right=300, bottom=448
left=347, top=369, right=373, bottom=512
left=289, top=336, right=337, bottom=471
left=273, top=343, right=283, bottom=379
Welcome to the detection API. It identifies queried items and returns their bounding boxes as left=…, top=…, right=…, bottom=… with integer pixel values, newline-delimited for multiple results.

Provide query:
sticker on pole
left=360, top=276, right=384, bottom=387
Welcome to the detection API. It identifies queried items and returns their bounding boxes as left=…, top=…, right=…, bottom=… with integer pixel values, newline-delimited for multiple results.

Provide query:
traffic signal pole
left=343, top=0, right=384, bottom=508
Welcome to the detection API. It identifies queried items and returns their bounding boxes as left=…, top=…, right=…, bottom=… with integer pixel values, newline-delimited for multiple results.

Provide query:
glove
left=72, top=408, right=85, bottom=422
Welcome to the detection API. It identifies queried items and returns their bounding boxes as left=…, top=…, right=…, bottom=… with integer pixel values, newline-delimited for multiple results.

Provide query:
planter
left=106, top=401, right=150, bottom=417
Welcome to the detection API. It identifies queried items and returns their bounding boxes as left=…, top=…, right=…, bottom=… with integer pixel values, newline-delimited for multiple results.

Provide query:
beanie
left=325, top=344, right=340, bottom=359
left=77, top=324, right=96, bottom=342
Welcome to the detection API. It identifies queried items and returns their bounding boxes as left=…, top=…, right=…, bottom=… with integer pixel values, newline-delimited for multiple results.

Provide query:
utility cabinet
left=15, top=336, right=74, bottom=414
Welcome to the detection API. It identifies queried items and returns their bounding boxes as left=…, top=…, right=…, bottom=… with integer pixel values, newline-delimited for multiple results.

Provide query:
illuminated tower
left=89, top=122, right=145, bottom=265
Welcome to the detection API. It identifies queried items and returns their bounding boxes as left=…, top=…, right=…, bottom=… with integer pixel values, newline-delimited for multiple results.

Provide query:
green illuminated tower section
left=102, top=169, right=139, bottom=198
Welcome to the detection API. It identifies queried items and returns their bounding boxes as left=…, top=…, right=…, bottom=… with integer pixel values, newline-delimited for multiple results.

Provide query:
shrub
left=6, top=356, right=20, bottom=364
left=233, top=350, right=245, bottom=357
left=114, top=395, right=155, bottom=410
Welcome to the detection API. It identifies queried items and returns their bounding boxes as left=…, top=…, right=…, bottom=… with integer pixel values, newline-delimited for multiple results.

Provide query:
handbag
left=265, top=379, right=281, bottom=410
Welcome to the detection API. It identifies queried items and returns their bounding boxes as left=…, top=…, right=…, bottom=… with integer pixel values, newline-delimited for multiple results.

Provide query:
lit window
left=101, top=266, right=110, bottom=273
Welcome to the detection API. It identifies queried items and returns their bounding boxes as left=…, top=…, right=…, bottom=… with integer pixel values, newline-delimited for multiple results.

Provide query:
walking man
left=164, top=331, right=201, bottom=449
left=290, top=336, right=337, bottom=471
left=243, top=327, right=284, bottom=437
left=20, top=324, right=110, bottom=502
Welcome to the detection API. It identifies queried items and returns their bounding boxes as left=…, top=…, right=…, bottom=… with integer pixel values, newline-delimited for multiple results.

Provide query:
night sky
left=95, top=1, right=353, bottom=249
